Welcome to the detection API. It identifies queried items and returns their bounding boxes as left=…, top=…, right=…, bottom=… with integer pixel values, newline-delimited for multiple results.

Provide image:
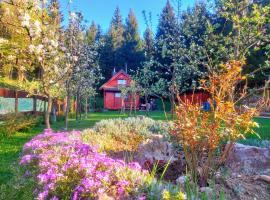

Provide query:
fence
left=0, top=88, right=65, bottom=115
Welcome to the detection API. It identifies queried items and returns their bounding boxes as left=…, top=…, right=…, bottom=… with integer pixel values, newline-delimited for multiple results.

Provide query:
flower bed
left=20, top=129, right=185, bottom=200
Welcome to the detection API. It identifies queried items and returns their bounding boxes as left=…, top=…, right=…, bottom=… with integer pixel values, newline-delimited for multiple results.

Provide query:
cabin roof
left=99, top=70, right=131, bottom=90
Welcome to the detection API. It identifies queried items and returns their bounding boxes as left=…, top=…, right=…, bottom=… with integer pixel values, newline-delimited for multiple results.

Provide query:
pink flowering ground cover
left=20, top=129, right=150, bottom=200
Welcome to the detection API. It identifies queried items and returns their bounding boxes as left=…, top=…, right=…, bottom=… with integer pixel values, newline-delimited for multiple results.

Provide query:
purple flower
left=37, top=190, right=49, bottom=200
left=128, top=162, right=142, bottom=170
left=72, top=191, right=78, bottom=200
left=24, top=170, right=31, bottom=177
left=43, top=128, right=53, bottom=134
left=138, top=195, right=147, bottom=200
left=20, top=155, right=35, bottom=165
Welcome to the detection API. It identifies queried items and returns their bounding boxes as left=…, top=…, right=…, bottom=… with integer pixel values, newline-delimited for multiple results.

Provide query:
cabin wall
left=104, top=91, right=140, bottom=110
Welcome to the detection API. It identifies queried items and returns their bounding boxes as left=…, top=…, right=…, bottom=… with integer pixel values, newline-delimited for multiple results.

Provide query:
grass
left=0, top=110, right=269, bottom=185
left=249, top=117, right=270, bottom=140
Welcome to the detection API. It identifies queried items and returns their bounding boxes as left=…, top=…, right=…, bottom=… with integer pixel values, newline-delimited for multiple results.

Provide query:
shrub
left=82, top=117, right=173, bottom=152
left=93, top=116, right=171, bottom=137
left=0, top=113, right=38, bottom=138
left=20, top=129, right=185, bottom=200
left=172, top=60, right=261, bottom=186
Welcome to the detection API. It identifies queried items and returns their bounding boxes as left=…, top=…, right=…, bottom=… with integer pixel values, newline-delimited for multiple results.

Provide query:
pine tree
left=122, top=9, right=143, bottom=72
left=109, top=6, right=124, bottom=50
left=99, top=6, right=125, bottom=81
left=86, top=21, right=98, bottom=44
left=143, top=27, right=154, bottom=60
left=155, top=0, right=180, bottom=113
left=155, top=0, right=179, bottom=70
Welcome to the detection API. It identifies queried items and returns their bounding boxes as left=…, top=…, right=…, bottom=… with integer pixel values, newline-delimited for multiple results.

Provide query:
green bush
left=93, top=116, right=172, bottom=138
left=0, top=113, right=38, bottom=138
left=82, top=117, right=173, bottom=152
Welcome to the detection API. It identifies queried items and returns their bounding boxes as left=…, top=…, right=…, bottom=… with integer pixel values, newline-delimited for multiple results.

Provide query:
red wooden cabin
left=99, top=70, right=140, bottom=110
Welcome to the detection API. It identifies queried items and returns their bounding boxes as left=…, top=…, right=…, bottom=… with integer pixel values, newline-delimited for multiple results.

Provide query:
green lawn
left=249, top=117, right=270, bottom=139
left=0, top=111, right=269, bottom=185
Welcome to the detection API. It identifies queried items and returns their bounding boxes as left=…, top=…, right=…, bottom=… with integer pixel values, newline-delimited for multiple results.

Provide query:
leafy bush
left=94, top=116, right=172, bottom=138
left=172, top=61, right=261, bottom=186
left=0, top=113, right=38, bottom=138
left=20, top=129, right=185, bottom=200
left=82, top=117, right=173, bottom=152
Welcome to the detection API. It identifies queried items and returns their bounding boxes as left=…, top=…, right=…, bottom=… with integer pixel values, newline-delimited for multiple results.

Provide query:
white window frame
left=115, top=93, right=121, bottom=98
left=117, top=79, right=126, bottom=85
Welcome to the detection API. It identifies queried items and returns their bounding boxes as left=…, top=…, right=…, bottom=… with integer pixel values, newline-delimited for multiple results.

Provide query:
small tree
left=13, top=0, right=65, bottom=129
left=62, top=11, right=85, bottom=129
left=72, top=42, right=101, bottom=121
left=173, top=60, right=263, bottom=187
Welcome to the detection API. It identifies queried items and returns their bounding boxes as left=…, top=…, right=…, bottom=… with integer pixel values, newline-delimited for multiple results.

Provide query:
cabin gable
left=100, top=70, right=131, bottom=90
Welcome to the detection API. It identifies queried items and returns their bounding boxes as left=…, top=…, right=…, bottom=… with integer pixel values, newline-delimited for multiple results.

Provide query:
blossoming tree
left=11, top=0, right=66, bottom=128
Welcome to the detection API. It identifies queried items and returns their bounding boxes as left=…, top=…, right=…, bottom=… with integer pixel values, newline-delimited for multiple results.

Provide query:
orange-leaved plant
left=172, top=60, right=265, bottom=187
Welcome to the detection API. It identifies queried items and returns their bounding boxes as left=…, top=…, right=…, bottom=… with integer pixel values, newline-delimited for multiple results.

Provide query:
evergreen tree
left=86, top=21, right=98, bottom=44
left=109, top=6, right=124, bottom=51
left=155, top=0, right=179, bottom=75
left=154, top=0, right=181, bottom=112
left=122, top=9, right=144, bottom=72
left=99, top=6, right=125, bottom=81
left=143, top=27, right=155, bottom=60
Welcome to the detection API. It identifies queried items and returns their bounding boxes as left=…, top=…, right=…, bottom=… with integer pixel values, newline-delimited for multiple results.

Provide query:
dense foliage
left=0, top=113, right=38, bottom=138
left=83, top=117, right=173, bottom=152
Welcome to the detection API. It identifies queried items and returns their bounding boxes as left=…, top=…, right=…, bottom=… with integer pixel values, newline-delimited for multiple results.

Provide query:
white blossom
left=72, top=56, right=78, bottom=61
left=70, top=12, right=77, bottom=22
left=29, top=44, right=35, bottom=53
left=7, top=55, right=15, bottom=60
left=21, top=13, right=30, bottom=27
left=51, top=40, right=58, bottom=48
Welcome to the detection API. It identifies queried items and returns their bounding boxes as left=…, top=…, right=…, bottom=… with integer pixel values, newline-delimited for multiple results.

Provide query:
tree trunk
left=160, top=97, right=168, bottom=120
left=129, top=96, right=133, bottom=116
left=45, top=95, right=52, bottom=129
left=76, top=91, right=79, bottom=121
left=14, top=90, right=18, bottom=115
left=145, top=94, right=149, bottom=116
left=52, top=101, right=57, bottom=123
left=43, top=98, right=46, bottom=123
left=33, top=95, right=37, bottom=115
left=65, top=93, right=70, bottom=130
left=79, top=95, right=82, bottom=120
left=85, top=97, right=88, bottom=119
left=169, top=93, right=175, bottom=119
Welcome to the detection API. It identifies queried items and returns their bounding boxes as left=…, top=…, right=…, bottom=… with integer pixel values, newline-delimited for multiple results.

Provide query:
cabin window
left=117, top=79, right=126, bottom=85
left=115, top=93, right=121, bottom=98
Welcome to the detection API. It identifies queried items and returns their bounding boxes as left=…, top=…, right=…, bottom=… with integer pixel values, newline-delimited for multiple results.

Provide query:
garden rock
left=136, top=134, right=177, bottom=166
left=226, top=143, right=270, bottom=175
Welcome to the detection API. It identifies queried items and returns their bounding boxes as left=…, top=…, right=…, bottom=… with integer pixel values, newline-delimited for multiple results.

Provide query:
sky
left=59, top=0, right=196, bottom=35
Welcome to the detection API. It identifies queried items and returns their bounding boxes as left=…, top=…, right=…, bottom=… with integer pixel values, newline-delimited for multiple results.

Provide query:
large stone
left=226, top=143, right=270, bottom=175
left=136, top=134, right=177, bottom=167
